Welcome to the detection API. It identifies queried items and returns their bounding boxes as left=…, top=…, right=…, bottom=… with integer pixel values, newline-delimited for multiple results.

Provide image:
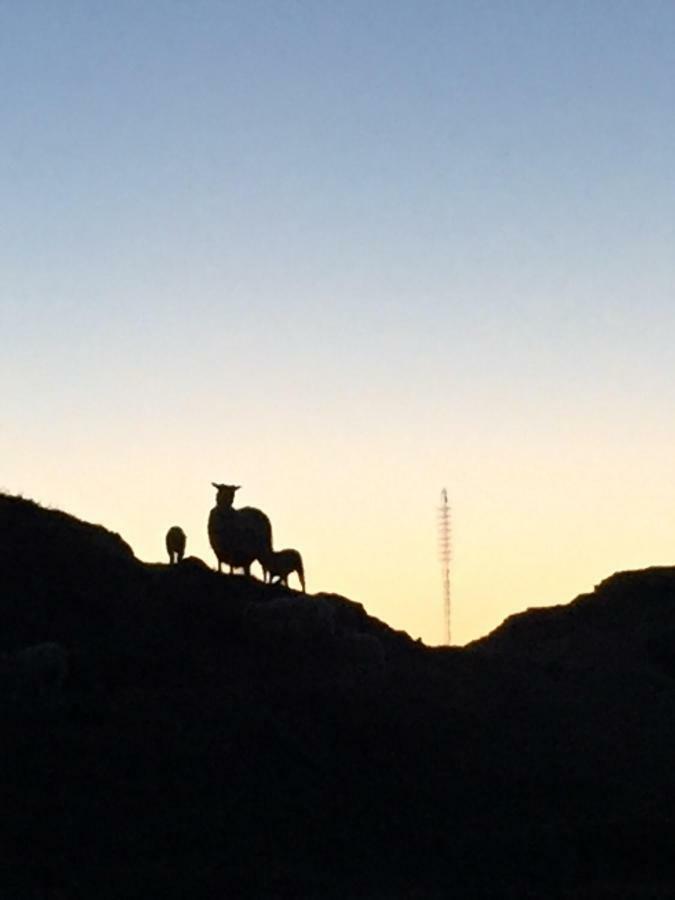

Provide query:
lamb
left=165, top=525, right=186, bottom=564
left=263, top=548, right=305, bottom=592
left=207, top=483, right=273, bottom=577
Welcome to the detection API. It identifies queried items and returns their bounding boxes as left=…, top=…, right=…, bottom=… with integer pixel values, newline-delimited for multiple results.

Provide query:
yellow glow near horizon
left=5, top=344, right=675, bottom=647
left=6, top=413, right=675, bottom=647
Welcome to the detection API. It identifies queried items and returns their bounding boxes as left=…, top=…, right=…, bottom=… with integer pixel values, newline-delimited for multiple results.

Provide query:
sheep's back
left=237, top=507, right=272, bottom=554
left=270, top=548, right=302, bottom=577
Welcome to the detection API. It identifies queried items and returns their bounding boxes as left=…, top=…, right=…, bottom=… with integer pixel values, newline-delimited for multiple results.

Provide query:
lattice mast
left=438, top=489, right=451, bottom=645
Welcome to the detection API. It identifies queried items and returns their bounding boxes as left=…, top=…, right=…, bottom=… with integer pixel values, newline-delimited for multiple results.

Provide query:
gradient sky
left=3, top=1, right=675, bottom=644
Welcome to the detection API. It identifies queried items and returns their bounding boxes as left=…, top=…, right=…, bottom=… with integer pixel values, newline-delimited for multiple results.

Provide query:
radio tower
left=438, top=489, right=451, bottom=645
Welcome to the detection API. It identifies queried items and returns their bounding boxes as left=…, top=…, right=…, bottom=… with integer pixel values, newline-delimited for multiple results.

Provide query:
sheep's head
left=212, top=483, right=240, bottom=509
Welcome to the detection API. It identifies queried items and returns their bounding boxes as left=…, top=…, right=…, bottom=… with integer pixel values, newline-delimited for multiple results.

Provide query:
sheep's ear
left=234, top=485, right=241, bottom=491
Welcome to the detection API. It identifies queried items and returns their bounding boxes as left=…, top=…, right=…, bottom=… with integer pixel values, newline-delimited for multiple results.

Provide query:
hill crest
left=3, top=491, right=675, bottom=898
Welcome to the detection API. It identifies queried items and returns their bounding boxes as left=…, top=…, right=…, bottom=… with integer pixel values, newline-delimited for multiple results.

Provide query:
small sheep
left=165, top=526, right=186, bottom=564
left=264, top=548, right=305, bottom=592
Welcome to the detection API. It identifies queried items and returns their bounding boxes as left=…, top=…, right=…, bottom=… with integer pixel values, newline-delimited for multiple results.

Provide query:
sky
left=3, top=1, right=675, bottom=645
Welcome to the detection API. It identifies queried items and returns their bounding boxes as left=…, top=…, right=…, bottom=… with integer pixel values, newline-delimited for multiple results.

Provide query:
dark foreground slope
left=2, top=494, right=675, bottom=898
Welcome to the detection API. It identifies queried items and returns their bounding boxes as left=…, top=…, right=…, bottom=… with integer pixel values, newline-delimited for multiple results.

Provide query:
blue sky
left=3, top=2, right=675, bottom=643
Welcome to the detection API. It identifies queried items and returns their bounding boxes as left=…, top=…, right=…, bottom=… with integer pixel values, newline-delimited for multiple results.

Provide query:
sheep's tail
left=297, top=556, right=306, bottom=593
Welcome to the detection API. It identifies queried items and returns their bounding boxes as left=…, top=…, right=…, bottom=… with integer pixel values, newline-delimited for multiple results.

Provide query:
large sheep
left=165, top=525, right=186, bottom=564
left=207, top=483, right=273, bottom=577
left=263, top=548, right=305, bottom=592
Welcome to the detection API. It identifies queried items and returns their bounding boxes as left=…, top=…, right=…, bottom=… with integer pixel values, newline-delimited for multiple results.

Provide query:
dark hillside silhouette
left=3, top=491, right=675, bottom=897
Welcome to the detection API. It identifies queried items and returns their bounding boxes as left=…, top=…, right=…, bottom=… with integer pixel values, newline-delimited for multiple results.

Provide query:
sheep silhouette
left=264, top=548, right=305, bottom=592
left=165, top=526, right=186, bottom=564
left=207, top=483, right=273, bottom=577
